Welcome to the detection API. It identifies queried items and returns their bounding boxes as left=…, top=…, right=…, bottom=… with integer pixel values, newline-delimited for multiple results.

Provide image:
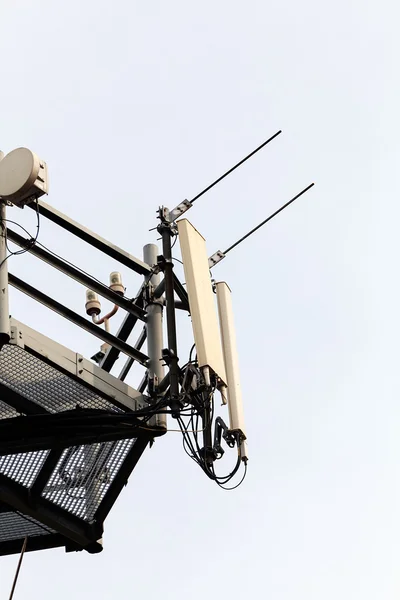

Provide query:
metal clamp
left=9, top=325, right=23, bottom=348
left=208, top=250, right=225, bottom=268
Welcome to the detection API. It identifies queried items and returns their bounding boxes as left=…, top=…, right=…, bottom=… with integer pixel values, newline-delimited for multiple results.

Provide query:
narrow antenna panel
left=216, top=282, right=248, bottom=461
left=177, top=219, right=227, bottom=385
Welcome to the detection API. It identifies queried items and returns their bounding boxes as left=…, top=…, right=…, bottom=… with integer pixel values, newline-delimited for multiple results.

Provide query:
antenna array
left=0, top=132, right=314, bottom=556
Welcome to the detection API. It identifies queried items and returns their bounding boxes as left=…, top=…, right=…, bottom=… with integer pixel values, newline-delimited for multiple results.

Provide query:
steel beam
left=30, top=449, right=64, bottom=497
left=95, top=437, right=148, bottom=522
left=159, top=225, right=180, bottom=415
left=100, top=284, right=146, bottom=372
left=153, top=273, right=189, bottom=311
left=6, top=228, right=147, bottom=321
left=137, top=373, right=148, bottom=393
left=0, top=381, right=48, bottom=416
left=118, top=326, right=147, bottom=381
left=172, top=273, right=189, bottom=310
left=0, top=473, right=103, bottom=549
left=8, top=274, right=149, bottom=366
left=0, top=533, right=70, bottom=557
left=0, top=409, right=165, bottom=454
left=30, top=200, right=151, bottom=276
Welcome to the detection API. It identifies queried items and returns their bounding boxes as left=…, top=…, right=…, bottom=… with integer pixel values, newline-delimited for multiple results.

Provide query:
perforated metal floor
left=0, top=344, right=122, bottom=414
left=0, top=319, right=157, bottom=556
left=0, top=507, right=55, bottom=541
left=42, top=439, right=136, bottom=521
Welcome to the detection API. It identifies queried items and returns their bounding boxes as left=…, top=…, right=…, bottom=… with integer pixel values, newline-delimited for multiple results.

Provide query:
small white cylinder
left=85, top=289, right=101, bottom=316
left=219, top=385, right=228, bottom=406
left=202, top=366, right=211, bottom=387
left=109, top=271, right=124, bottom=295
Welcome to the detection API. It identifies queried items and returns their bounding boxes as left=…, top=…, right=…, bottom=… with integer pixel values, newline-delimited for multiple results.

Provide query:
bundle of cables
left=174, top=353, right=247, bottom=490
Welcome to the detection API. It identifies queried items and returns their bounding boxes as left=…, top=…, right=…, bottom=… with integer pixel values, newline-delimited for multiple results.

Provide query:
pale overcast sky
left=0, top=1, right=399, bottom=598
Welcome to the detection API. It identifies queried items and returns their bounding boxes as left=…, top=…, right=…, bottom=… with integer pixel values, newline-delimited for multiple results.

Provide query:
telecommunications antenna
left=0, top=131, right=314, bottom=569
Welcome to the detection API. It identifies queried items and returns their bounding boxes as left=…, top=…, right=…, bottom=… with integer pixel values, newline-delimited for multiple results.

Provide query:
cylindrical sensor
left=85, top=289, right=101, bottom=316
left=109, top=271, right=124, bottom=295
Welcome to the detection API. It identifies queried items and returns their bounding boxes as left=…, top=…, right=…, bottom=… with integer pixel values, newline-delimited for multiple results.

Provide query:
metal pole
left=0, top=201, right=10, bottom=346
left=8, top=537, right=27, bottom=600
left=158, top=225, right=180, bottom=416
left=143, top=244, right=167, bottom=429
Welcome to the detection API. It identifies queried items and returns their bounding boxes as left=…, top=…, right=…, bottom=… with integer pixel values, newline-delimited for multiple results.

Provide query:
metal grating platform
left=0, top=451, right=49, bottom=488
left=42, top=439, right=136, bottom=521
left=0, top=507, right=56, bottom=541
left=0, top=344, right=126, bottom=415
left=0, top=318, right=163, bottom=556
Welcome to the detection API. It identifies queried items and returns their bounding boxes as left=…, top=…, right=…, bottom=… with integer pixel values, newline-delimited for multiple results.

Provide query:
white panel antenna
left=0, top=147, right=48, bottom=207
left=216, top=282, right=248, bottom=461
left=177, top=219, right=227, bottom=386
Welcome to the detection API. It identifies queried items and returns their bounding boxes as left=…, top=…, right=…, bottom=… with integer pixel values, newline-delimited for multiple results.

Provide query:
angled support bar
left=0, top=410, right=166, bottom=454
left=95, top=437, right=148, bottom=522
left=153, top=274, right=189, bottom=312
left=172, top=273, right=189, bottom=310
left=29, top=200, right=151, bottom=276
left=137, top=373, right=149, bottom=393
left=8, top=274, right=149, bottom=366
left=100, top=283, right=146, bottom=372
left=153, top=278, right=165, bottom=298
left=0, top=473, right=103, bottom=550
left=6, top=228, right=147, bottom=322
left=30, top=449, right=64, bottom=496
left=0, top=381, right=48, bottom=416
left=118, top=326, right=147, bottom=381
left=0, top=532, right=71, bottom=557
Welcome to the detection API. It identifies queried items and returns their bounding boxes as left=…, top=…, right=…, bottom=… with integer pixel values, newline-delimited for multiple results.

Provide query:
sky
left=0, top=0, right=399, bottom=598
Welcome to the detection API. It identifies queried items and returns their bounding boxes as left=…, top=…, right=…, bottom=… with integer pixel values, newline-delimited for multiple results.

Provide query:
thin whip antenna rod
left=8, top=537, right=28, bottom=600
left=223, top=183, right=315, bottom=255
left=190, top=130, right=282, bottom=204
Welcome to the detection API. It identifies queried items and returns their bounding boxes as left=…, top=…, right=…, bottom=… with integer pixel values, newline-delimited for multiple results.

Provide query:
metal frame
left=99, top=283, right=146, bottom=372
left=0, top=197, right=168, bottom=555
left=0, top=133, right=308, bottom=557
left=0, top=318, right=160, bottom=555
left=0, top=472, right=103, bottom=549
left=0, top=517, right=72, bottom=556
left=6, top=227, right=147, bottom=321
left=0, top=148, right=265, bottom=558
left=0, top=193, right=193, bottom=556
left=29, top=199, right=151, bottom=275
left=8, top=318, right=148, bottom=412
left=118, top=326, right=147, bottom=381
left=158, top=222, right=180, bottom=416
left=153, top=273, right=190, bottom=311
left=9, top=274, right=149, bottom=366
left=0, top=437, right=150, bottom=555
